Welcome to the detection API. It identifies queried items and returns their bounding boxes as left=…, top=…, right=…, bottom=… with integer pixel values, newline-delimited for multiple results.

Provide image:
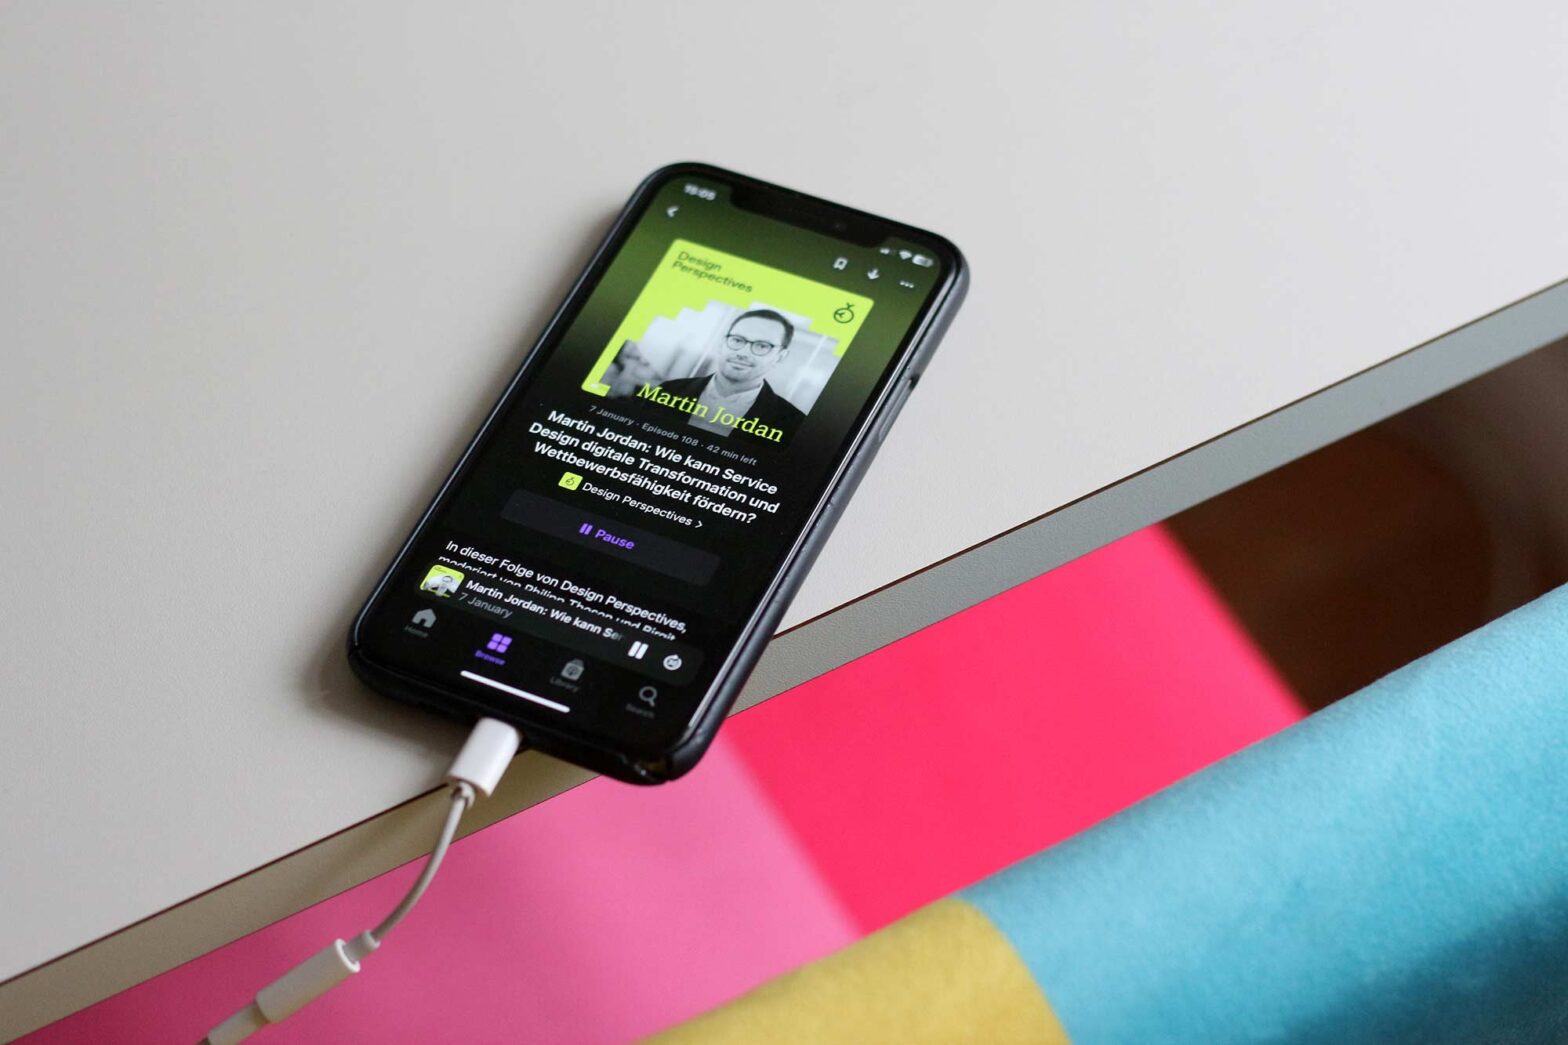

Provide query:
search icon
left=637, top=685, right=658, bottom=707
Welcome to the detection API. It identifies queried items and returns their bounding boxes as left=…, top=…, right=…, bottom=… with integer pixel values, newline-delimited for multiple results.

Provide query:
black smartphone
left=349, top=163, right=967, bottom=783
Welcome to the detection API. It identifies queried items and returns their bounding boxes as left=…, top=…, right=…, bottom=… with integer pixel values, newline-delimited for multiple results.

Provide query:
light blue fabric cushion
left=962, top=583, right=1568, bottom=1044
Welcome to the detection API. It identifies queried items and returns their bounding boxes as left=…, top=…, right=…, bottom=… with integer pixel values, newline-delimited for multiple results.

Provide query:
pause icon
left=628, top=640, right=649, bottom=660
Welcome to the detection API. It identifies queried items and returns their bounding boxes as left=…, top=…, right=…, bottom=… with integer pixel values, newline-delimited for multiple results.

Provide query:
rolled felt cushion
left=963, top=582, right=1568, bottom=1044
left=646, top=583, right=1568, bottom=1044
left=645, top=896, right=1069, bottom=1044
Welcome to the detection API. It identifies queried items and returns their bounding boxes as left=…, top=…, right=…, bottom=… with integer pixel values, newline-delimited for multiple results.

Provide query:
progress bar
left=459, top=670, right=571, bottom=713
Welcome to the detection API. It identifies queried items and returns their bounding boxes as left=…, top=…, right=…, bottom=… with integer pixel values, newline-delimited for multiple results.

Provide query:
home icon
left=411, top=609, right=437, bottom=628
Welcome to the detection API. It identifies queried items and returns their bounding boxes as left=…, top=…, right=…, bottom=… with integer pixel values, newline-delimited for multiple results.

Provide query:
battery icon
left=911, top=254, right=933, bottom=267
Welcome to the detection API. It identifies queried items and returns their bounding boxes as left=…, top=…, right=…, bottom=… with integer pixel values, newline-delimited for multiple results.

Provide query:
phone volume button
left=868, top=411, right=895, bottom=449
left=870, top=379, right=915, bottom=447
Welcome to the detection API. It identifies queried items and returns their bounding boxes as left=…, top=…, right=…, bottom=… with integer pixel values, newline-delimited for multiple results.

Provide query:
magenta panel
left=727, top=525, right=1305, bottom=930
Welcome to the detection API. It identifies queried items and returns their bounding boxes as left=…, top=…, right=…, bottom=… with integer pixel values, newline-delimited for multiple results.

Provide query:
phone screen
left=352, top=167, right=961, bottom=765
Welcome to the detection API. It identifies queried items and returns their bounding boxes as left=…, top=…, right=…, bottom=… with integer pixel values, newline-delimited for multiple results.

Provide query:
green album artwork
left=581, top=239, right=875, bottom=446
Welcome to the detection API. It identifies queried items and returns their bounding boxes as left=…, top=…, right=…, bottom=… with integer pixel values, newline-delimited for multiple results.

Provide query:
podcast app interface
left=365, top=174, right=944, bottom=746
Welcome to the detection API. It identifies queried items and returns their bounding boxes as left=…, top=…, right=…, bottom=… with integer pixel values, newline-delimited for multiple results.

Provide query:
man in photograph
left=660, top=309, right=807, bottom=442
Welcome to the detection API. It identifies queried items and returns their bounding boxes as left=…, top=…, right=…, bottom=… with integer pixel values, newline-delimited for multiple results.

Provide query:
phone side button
left=868, top=379, right=916, bottom=448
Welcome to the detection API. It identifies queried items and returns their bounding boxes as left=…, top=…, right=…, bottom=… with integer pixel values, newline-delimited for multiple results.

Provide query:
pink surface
left=728, top=525, right=1305, bottom=930
left=26, top=523, right=1304, bottom=1043
left=23, top=739, right=855, bottom=1045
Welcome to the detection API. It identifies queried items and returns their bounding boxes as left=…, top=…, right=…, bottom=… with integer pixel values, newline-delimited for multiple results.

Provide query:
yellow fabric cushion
left=643, top=898, right=1069, bottom=1044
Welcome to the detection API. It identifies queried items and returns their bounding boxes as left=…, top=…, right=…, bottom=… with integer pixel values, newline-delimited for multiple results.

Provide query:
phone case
left=349, top=162, right=969, bottom=784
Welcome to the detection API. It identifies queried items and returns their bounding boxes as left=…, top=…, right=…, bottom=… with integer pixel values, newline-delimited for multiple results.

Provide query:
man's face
left=720, top=315, right=789, bottom=385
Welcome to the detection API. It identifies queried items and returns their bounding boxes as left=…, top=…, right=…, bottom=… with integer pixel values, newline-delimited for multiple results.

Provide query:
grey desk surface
left=5, top=2, right=1568, bottom=1037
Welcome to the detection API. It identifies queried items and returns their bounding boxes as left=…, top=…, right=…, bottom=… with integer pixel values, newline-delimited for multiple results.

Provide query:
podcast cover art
left=582, top=240, right=874, bottom=446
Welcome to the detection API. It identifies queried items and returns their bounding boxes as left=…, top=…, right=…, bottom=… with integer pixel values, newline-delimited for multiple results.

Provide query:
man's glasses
left=725, top=334, right=782, bottom=357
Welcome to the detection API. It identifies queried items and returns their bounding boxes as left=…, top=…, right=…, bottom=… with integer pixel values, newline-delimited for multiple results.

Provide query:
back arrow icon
left=666, top=206, right=679, bottom=218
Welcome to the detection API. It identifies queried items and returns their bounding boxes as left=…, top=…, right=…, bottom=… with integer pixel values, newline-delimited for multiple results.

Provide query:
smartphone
left=349, top=163, right=967, bottom=783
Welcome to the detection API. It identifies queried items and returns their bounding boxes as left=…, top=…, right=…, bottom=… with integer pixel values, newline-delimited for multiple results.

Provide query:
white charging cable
left=199, top=718, right=523, bottom=1045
